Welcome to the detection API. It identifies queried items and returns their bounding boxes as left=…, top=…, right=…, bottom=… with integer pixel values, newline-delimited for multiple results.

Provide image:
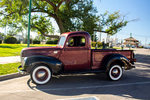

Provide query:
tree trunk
left=55, top=17, right=64, bottom=34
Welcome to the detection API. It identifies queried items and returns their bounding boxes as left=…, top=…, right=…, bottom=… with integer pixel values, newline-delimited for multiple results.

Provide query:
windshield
left=58, top=36, right=66, bottom=46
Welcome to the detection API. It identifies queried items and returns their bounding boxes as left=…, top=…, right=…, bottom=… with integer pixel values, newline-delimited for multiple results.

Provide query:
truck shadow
left=27, top=53, right=150, bottom=100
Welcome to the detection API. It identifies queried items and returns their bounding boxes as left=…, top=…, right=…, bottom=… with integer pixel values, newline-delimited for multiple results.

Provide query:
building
left=123, top=37, right=139, bottom=47
left=13, top=35, right=24, bottom=41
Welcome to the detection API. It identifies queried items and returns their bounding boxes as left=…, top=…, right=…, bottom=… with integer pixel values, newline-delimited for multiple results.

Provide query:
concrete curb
left=0, top=73, right=28, bottom=81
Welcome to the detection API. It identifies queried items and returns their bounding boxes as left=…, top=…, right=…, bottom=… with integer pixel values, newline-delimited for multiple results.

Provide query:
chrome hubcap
left=38, top=71, right=46, bottom=79
left=112, top=69, right=118, bottom=75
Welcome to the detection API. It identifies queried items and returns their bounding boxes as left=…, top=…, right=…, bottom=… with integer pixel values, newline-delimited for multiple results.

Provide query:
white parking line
left=0, top=81, right=150, bottom=93
left=55, top=96, right=99, bottom=100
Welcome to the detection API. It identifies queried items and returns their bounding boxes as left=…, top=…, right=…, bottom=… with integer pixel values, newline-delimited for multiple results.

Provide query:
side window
left=67, top=36, right=86, bottom=47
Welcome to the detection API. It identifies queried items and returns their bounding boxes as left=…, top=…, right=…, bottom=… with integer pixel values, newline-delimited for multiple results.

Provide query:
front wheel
left=31, top=65, right=51, bottom=85
left=107, top=64, right=123, bottom=81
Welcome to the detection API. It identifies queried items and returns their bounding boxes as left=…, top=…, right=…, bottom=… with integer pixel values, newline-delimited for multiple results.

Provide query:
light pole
left=27, top=0, right=32, bottom=47
left=129, top=33, right=132, bottom=50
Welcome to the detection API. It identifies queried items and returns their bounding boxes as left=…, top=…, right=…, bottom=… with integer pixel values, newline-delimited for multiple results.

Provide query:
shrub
left=4, top=36, right=17, bottom=44
left=105, top=43, right=109, bottom=46
left=33, top=39, right=40, bottom=44
left=16, top=40, right=21, bottom=44
left=46, top=40, right=53, bottom=44
left=139, top=46, right=143, bottom=48
left=23, top=37, right=32, bottom=44
left=0, top=39, right=2, bottom=44
left=97, top=42, right=102, bottom=47
left=53, top=39, right=59, bottom=44
left=91, top=42, right=96, bottom=47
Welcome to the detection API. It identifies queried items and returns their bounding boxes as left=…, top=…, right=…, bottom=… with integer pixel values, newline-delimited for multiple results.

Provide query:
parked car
left=145, top=46, right=150, bottom=49
left=18, top=31, right=136, bottom=84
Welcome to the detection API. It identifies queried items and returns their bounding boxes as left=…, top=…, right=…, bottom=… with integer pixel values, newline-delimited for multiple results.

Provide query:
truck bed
left=91, top=49, right=133, bottom=69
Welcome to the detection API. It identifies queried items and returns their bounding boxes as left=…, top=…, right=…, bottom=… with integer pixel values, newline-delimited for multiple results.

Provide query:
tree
left=0, top=32, right=5, bottom=37
left=94, top=11, right=137, bottom=36
left=0, top=0, right=98, bottom=37
left=0, top=0, right=135, bottom=39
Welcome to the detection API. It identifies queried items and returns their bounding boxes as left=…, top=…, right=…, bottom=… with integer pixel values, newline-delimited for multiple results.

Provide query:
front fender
left=105, top=54, right=133, bottom=71
left=23, top=56, right=63, bottom=74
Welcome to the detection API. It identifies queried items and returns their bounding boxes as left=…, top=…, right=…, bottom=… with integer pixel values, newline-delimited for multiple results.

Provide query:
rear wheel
left=31, top=65, right=51, bottom=85
left=107, top=64, right=122, bottom=81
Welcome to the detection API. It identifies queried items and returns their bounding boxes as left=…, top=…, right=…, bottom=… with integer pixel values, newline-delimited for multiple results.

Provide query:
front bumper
left=18, top=65, right=26, bottom=74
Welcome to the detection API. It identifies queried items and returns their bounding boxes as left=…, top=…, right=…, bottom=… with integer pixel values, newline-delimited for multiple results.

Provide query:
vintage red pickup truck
left=18, top=31, right=136, bottom=84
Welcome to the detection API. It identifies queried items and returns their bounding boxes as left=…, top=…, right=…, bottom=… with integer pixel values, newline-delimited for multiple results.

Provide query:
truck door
left=59, top=35, right=89, bottom=71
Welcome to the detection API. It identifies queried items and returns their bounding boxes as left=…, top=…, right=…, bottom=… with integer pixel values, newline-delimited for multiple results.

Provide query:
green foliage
left=33, top=39, right=40, bottom=44
left=91, top=42, right=96, bottom=47
left=53, top=39, right=59, bottom=44
left=23, top=37, right=33, bottom=44
left=46, top=40, right=54, bottom=44
left=0, top=32, right=5, bottom=37
left=91, top=42, right=102, bottom=47
left=98, top=11, right=129, bottom=35
left=0, top=39, right=2, bottom=44
left=139, top=46, right=144, bottom=48
left=97, top=42, right=102, bottom=47
left=4, top=36, right=17, bottom=44
left=16, top=40, right=21, bottom=44
left=105, top=43, right=109, bottom=46
left=0, top=0, right=133, bottom=38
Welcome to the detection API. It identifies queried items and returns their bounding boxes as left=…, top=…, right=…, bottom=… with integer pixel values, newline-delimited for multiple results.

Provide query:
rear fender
left=105, top=54, right=132, bottom=71
left=24, top=56, right=63, bottom=74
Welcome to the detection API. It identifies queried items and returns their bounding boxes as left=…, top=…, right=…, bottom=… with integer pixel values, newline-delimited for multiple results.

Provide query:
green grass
left=0, top=44, right=57, bottom=57
left=0, top=62, right=21, bottom=76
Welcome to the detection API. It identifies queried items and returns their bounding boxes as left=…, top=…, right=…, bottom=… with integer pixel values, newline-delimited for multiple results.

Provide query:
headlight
left=21, top=57, right=27, bottom=69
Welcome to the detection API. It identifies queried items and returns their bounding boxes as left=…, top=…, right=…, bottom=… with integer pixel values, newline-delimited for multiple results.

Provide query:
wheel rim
left=35, top=69, right=48, bottom=81
left=111, top=68, right=120, bottom=78
left=109, top=65, right=122, bottom=80
left=32, top=66, right=51, bottom=84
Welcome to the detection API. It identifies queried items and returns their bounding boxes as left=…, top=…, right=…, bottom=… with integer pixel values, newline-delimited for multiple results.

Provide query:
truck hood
left=21, top=46, right=62, bottom=58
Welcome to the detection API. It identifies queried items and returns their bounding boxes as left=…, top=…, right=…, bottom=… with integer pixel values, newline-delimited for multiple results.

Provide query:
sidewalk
left=0, top=56, right=20, bottom=64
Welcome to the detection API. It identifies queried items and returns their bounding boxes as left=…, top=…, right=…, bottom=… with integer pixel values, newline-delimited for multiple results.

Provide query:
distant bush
left=97, top=42, right=102, bottom=47
left=16, top=40, right=21, bottom=44
left=4, top=36, right=17, bottom=44
left=53, top=39, right=59, bottom=44
left=0, top=39, right=2, bottom=44
left=105, top=43, right=109, bottom=46
left=139, top=46, right=144, bottom=48
left=46, top=40, right=53, bottom=44
left=91, top=42, right=96, bottom=47
left=33, top=39, right=40, bottom=44
left=23, top=37, right=32, bottom=44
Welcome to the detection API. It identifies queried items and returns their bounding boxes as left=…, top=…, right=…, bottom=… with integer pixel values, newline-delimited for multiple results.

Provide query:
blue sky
left=93, top=0, right=150, bottom=46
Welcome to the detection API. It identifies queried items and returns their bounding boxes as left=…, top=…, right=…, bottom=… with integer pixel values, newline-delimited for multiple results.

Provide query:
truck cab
left=18, top=31, right=136, bottom=85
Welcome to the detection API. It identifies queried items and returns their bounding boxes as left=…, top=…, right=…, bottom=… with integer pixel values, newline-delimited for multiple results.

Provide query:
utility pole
left=129, top=33, right=132, bottom=50
left=99, top=22, right=101, bottom=42
left=27, top=0, right=32, bottom=47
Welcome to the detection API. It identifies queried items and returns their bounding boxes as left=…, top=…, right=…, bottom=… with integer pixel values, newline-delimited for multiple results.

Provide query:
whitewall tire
left=107, top=64, right=122, bottom=81
left=31, top=65, right=51, bottom=85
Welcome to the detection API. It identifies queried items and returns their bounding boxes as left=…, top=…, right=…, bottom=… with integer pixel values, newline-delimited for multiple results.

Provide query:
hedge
left=33, top=39, right=40, bottom=44
left=46, top=40, right=54, bottom=44
left=0, top=39, right=2, bottom=44
left=91, top=42, right=103, bottom=47
left=4, top=36, right=17, bottom=44
left=53, top=39, right=59, bottom=44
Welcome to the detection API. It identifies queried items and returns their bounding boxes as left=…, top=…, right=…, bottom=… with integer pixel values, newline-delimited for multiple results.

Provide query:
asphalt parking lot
left=0, top=48, right=150, bottom=100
